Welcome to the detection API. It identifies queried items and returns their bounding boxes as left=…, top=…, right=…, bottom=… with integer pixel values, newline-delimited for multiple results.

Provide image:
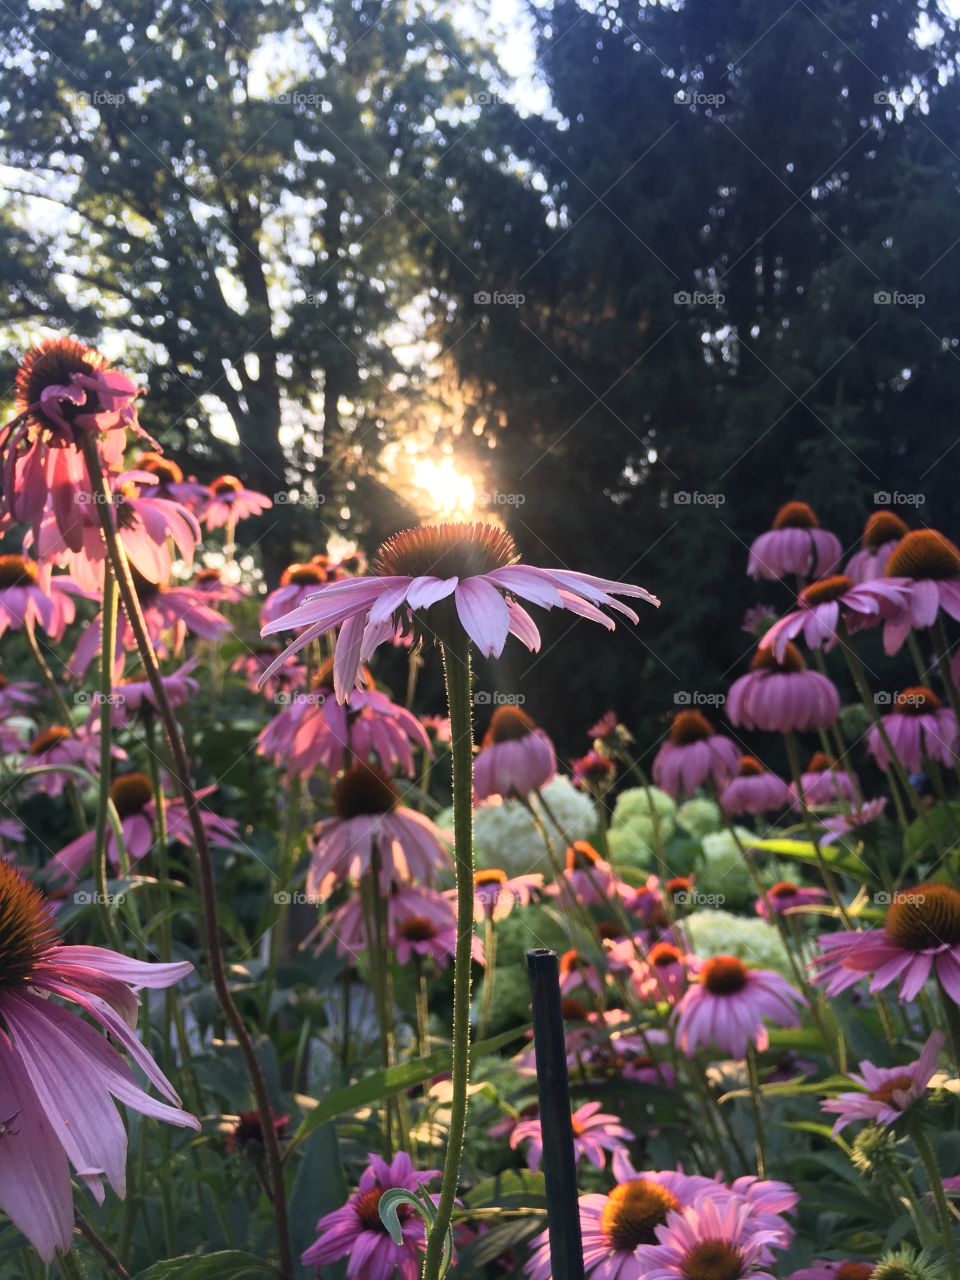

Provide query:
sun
left=410, top=456, right=477, bottom=519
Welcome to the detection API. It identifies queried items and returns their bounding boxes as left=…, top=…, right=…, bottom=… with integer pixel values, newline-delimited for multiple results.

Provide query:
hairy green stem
left=79, top=436, right=293, bottom=1279
left=94, top=570, right=119, bottom=935
left=422, top=638, right=474, bottom=1280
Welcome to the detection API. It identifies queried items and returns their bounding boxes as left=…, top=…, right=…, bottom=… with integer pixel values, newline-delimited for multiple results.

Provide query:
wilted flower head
left=748, top=501, right=841, bottom=582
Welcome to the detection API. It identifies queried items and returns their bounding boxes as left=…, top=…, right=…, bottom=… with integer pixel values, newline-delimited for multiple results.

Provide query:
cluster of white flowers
left=676, top=796, right=723, bottom=839
left=683, top=908, right=792, bottom=976
left=439, top=775, right=597, bottom=877
left=606, top=785, right=677, bottom=871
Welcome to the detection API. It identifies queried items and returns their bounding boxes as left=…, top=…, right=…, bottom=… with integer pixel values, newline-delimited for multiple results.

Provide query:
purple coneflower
left=18, top=724, right=113, bottom=798
left=810, top=883, right=960, bottom=1002
left=135, top=451, right=210, bottom=514
left=472, top=868, right=542, bottom=921
left=473, top=705, right=556, bottom=800
left=846, top=510, right=908, bottom=583
left=0, top=556, right=84, bottom=640
left=511, top=1100, right=634, bottom=1172
left=789, top=1263, right=874, bottom=1280
left=51, top=774, right=238, bottom=879
left=0, top=861, right=199, bottom=1260
left=821, top=1031, right=944, bottom=1134
left=760, top=574, right=907, bottom=660
left=259, top=521, right=658, bottom=698
left=260, top=559, right=332, bottom=625
left=632, top=940, right=693, bottom=1004
left=789, top=753, right=860, bottom=807
left=524, top=1168, right=711, bottom=1280
left=301, top=1150, right=440, bottom=1277
left=880, top=529, right=960, bottom=654
left=866, top=687, right=958, bottom=773
left=747, top=501, right=841, bottom=582
left=720, top=756, right=792, bottom=816
left=203, top=474, right=272, bottom=532
left=111, top=660, right=200, bottom=725
left=727, top=644, right=840, bottom=733
left=0, top=338, right=144, bottom=551
left=756, top=880, right=829, bottom=920
left=819, top=797, right=887, bottom=843
left=635, top=1196, right=781, bottom=1280
left=652, top=710, right=740, bottom=798
left=257, top=658, right=430, bottom=780
left=673, top=955, right=804, bottom=1057
left=307, top=763, right=450, bottom=899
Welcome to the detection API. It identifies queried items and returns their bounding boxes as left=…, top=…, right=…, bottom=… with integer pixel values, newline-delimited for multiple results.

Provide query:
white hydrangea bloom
left=684, top=908, right=792, bottom=976
left=606, top=817, right=656, bottom=870
left=676, top=797, right=723, bottom=838
left=529, top=775, right=597, bottom=845
left=611, top=785, right=676, bottom=838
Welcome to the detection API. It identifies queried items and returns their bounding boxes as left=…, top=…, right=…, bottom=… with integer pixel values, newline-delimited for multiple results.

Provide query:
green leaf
left=134, top=1250, right=279, bottom=1279
left=465, top=1169, right=546, bottom=1207
left=749, top=837, right=865, bottom=877
left=290, top=1023, right=530, bottom=1148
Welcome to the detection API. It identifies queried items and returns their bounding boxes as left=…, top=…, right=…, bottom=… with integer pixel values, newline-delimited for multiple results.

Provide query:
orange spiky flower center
left=863, top=511, right=908, bottom=549
left=750, top=642, right=806, bottom=673
left=353, top=1187, right=392, bottom=1233
left=210, top=475, right=244, bottom=496
left=137, top=452, right=184, bottom=485
left=770, top=881, right=800, bottom=899
left=600, top=1178, right=681, bottom=1251
left=566, top=841, right=603, bottom=871
left=649, top=942, right=683, bottom=968
left=474, top=868, right=507, bottom=887
left=884, top=883, right=960, bottom=950
left=670, top=710, right=713, bottom=745
left=397, top=916, right=438, bottom=942
left=807, top=753, right=834, bottom=772
left=484, top=705, right=537, bottom=744
left=737, top=755, right=765, bottom=777
left=281, top=562, right=329, bottom=587
left=14, top=337, right=109, bottom=436
left=561, top=997, right=589, bottom=1021
left=799, top=575, right=852, bottom=606
left=333, top=764, right=398, bottom=819
left=374, top=522, right=519, bottom=581
left=0, top=859, right=59, bottom=991
left=109, top=772, right=154, bottom=818
left=772, top=501, right=818, bottom=530
left=0, top=556, right=39, bottom=589
left=886, top=529, right=960, bottom=581
left=893, top=686, right=941, bottom=714
left=835, top=1265, right=873, bottom=1280
left=678, top=1240, right=747, bottom=1280
left=27, top=726, right=70, bottom=755
left=700, top=955, right=749, bottom=995
left=867, top=1073, right=916, bottom=1106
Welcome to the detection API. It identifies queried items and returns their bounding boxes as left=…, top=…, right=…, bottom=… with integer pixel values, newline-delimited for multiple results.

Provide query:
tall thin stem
left=94, top=571, right=119, bottom=920
left=79, top=436, right=293, bottom=1279
left=422, top=637, right=474, bottom=1280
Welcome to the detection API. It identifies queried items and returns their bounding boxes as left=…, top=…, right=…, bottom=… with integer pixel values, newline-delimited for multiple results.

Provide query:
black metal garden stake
left=526, top=948, right=586, bottom=1280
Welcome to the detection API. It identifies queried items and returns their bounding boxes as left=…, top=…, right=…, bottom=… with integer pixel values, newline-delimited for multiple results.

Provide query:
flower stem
left=911, top=1123, right=959, bottom=1280
left=94, top=569, right=119, bottom=933
left=477, top=915, right=497, bottom=1043
left=22, top=621, right=86, bottom=832
left=422, top=637, right=474, bottom=1280
left=79, top=435, right=293, bottom=1280
left=746, top=1046, right=767, bottom=1178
